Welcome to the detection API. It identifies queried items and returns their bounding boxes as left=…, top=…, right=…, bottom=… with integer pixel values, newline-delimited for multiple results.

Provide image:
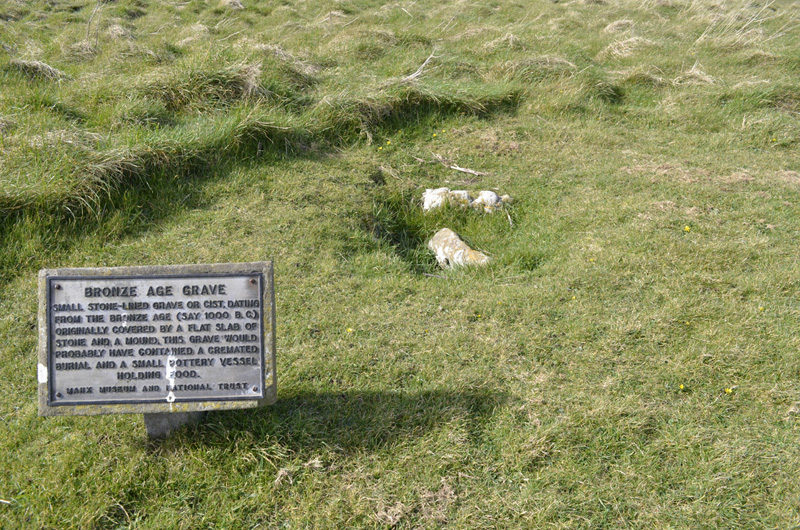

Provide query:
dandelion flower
left=759, top=306, right=764, bottom=311
left=679, top=384, right=684, bottom=390
left=725, top=387, right=733, bottom=394
left=589, top=258, right=595, bottom=262
left=378, top=147, right=383, bottom=151
left=572, top=296, right=576, bottom=300
left=433, top=133, right=437, bottom=137
left=684, top=226, right=691, bottom=232
left=386, top=140, right=390, bottom=145
left=346, top=328, right=354, bottom=333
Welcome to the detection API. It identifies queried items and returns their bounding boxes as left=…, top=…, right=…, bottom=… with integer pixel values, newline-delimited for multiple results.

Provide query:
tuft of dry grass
left=8, top=59, right=69, bottom=81
left=494, top=56, right=576, bottom=83
left=598, top=37, right=656, bottom=59
left=674, top=62, right=715, bottom=85
left=484, top=33, right=527, bottom=52
left=604, top=19, right=635, bottom=33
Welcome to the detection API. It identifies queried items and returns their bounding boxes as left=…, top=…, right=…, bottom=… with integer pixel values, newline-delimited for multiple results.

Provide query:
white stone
left=471, top=190, right=502, bottom=212
left=422, top=187, right=452, bottom=211
left=422, top=188, right=511, bottom=213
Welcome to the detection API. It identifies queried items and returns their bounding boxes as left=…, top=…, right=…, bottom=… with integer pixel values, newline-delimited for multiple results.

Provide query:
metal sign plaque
left=38, top=262, right=276, bottom=416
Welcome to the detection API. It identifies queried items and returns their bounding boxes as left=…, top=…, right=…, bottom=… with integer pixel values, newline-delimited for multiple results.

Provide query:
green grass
left=1, top=0, right=800, bottom=528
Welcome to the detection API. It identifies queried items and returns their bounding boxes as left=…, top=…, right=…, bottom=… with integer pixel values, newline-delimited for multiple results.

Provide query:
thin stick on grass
left=400, top=52, right=440, bottom=83
left=433, top=153, right=489, bottom=176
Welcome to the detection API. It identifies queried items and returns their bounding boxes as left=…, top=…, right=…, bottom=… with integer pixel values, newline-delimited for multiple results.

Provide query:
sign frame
left=38, top=262, right=276, bottom=416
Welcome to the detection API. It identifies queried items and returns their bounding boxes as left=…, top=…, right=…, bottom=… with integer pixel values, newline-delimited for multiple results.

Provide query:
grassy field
left=1, top=0, right=799, bottom=527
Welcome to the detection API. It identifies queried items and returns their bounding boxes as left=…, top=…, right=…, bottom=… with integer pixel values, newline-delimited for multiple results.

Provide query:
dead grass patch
left=420, top=480, right=456, bottom=523
left=375, top=501, right=408, bottom=526
left=776, top=170, right=800, bottom=184
left=8, top=59, right=69, bottom=81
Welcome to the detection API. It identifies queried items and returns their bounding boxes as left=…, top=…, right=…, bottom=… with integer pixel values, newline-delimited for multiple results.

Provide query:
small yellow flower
left=679, top=384, right=684, bottom=390
left=378, top=147, right=383, bottom=150
left=589, top=258, right=595, bottom=262
left=725, top=387, right=733, bottom=394
left=684, top=226, right=691, bottom=232
left=346, top=328, right=354, bottom=333
left=433, top=133, right=437, bottom=137
left=571, top=296, right=576, bottom=300
left=442, top=129, right=446, bottom=133
left=386, top=140, right=391, bottom=145
left=684, top=321, right=690, bottom=325
left=759, top=306, right=764, bottom=311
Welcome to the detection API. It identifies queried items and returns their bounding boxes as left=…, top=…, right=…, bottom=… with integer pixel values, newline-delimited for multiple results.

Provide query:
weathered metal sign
left=38, top=262, right=276, bottom=416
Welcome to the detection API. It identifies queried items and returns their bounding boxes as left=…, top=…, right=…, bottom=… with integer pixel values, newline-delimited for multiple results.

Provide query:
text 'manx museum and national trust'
left=38, top=262, right=276, bottom=416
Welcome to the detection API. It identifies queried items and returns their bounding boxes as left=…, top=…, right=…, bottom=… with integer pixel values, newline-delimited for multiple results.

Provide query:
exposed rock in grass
left=422, top=188, right=472, bottom=210
left=422, top=188, right=512, bottom=212
left=428, top=228, right=491, bottom=268
left=9, top=59, right=69, bottom=81
left=472, top=190, right=512, bottom=213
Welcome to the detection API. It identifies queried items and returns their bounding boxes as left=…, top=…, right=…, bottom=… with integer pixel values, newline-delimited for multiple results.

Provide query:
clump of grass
left=604, top=19, right=634, bottom=33
left=483, top=33, right=527, bottom=52
left=7, top=58, right=69, bottom=81
left=252, top=43, right=322, bottom=77
left=310, top=83, right=520, bottom=143
left=576, top=67, right=625, bottom=104
left=617, top=66, right=671, bottom=87
left=110, top=97, right=173, bottom=128
left=64, top=40, right=97, bottom=61
left=674, top=62, right=715, bottom=85
left=598, top=37, right=656, bottom=59
left=143, top=61, right=266, bottom=111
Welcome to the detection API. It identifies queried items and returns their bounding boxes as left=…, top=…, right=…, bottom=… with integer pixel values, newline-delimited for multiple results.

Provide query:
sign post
left=37, top=262, right=276, bottom=437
